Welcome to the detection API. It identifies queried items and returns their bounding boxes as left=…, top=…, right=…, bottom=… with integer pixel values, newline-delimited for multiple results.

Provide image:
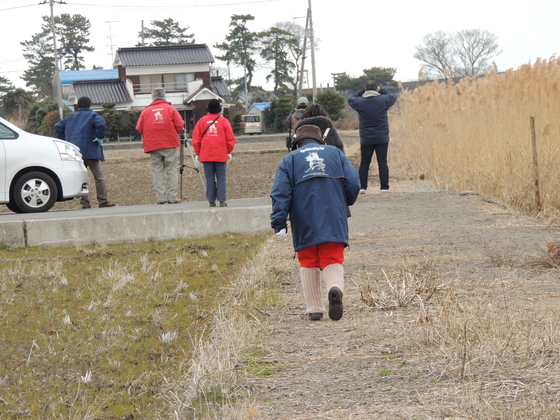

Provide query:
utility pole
left=297, top=8, right=310, bottom=98
left=105, top=21, right=119, bottom=64
left=308, top=0, right=317, bottom=103
left=40, top=0, right=66, bottom=119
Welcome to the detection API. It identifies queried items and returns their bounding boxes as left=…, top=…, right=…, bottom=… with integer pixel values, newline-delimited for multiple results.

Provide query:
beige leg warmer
left=322, top=263, right=344, bottom=294
left=300, top=267, right=324, bottom=314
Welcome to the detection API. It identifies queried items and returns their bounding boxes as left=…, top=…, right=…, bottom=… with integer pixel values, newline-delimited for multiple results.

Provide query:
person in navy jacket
left=270, top=124, right=360, bottom=321
left=55, top=96, right=116, bottom=209
left=348, top=80, right=397, bottom=193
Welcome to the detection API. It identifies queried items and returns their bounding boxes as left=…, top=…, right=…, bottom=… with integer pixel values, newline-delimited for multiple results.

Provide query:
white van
left=0, top=117, right=88, bottom=213
left=242, top=114, right=262, bottom=134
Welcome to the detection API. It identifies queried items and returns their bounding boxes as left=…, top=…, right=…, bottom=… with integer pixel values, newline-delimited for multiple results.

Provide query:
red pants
left=297, top=242, right=345, bottom=269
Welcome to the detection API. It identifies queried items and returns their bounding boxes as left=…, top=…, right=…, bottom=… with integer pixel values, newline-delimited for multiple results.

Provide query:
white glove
left=276, top=228, right=288, bottom=240
left=195, top=156, right=200, bottom=165
left=227, top=154, right=232, bottom=162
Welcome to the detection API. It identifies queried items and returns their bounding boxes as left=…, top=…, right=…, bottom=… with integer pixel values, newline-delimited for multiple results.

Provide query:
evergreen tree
left=316, top=91, right=345, bottom=122
left=138, top=18, right=195, bottom=46
left=100, top=103, right=121, bottom=141
left=263, top=96, right=293, bottom=133
left=259, top=27, right=299, bottom=94
left=335, top=67, right=398, bottom=92
left=214, top=15, right=258, bottom=91
left=21, top=14, right=94, bottom=97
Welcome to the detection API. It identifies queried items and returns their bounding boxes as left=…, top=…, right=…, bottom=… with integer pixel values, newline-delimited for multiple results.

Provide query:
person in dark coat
left=348, top=80, right=397, bottom=193
left=55, top=96, right=116, bottom=209
left=283, top=96, right=309, bottom=150
left=270, top=124, right=360, bottom=321
left=293, top=103, right=344, bottom=152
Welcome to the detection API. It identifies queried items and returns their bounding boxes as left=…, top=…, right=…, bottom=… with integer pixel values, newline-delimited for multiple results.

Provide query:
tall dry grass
left=390, top=57, right=560, bottom=221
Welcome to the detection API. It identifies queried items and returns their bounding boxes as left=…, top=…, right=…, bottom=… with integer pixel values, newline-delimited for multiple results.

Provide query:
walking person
left=192, top=99, right=236, bottom=207
left=270, top=124, right=361, bottom=321
left=348, top=80, right=397, bottom=193
left=55, top=96, right=116, bottom=209
left=136, top=88, right=184, bottom=204
left=293, top=103, right=344, bottom=152
left=283, top=96, right=309, bottom=150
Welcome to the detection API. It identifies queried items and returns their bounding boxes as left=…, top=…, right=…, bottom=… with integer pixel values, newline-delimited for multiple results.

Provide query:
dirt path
left=245, top=181, right=560, bottom=419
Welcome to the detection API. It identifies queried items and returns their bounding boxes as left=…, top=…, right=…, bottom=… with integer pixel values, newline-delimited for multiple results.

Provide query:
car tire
left=12, top=171, right=58, bottom=213
left=5, top=202, right=21, bottom=213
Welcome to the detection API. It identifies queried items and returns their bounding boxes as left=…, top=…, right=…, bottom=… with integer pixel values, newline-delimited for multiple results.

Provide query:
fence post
left=530, top=116, right=542, bottom=212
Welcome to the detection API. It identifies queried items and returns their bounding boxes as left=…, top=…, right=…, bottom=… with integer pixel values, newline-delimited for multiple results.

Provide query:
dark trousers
left=359, top=143, right=389, bottom=191
left=202, top=161, right=227, bottom=203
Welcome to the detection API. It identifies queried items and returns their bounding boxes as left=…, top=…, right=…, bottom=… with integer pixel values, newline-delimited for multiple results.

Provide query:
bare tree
left=454, top=29, right=501, bottom=77
left=414, top=29, right=501, bottom=79
left=414, top=31, right=456, bottom=79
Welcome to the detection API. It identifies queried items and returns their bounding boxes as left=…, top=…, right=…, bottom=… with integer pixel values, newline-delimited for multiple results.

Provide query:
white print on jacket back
left=151, top=108, right=165, bottom=123
left=207, top=120, right=219, bottom=135
left=305, top=151, right=325, bottom=173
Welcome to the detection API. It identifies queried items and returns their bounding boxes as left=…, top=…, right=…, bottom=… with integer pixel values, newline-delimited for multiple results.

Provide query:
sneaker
left=309, top=313, right=323, bottom=321
left=380, top=189, right=392, bottom=193
left=168, top=199, right=181, bottom=204
left=359, top=189, right=366, bottom=194
left=99, top=202, right=116, bottom=208
left=209, top=202, right=216, bottom=207
left=219, top=201, right=227, bottom=207
left=328, top=287, right=343, bottom=321
left=157, top=200, right=166, bottom=205
left=81, top=204, right=91, bottom=209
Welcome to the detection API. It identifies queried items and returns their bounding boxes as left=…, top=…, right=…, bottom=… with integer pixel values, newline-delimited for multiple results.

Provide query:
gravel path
left=245, top=181, right=560, bottom=419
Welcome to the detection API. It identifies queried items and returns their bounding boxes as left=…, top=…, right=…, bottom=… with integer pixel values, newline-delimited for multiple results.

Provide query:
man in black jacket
left=348, top=81, right=397, bottom=193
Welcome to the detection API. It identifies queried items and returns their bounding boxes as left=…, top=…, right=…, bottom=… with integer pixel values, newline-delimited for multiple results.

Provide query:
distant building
left=53, top=44, right=230, bottom=131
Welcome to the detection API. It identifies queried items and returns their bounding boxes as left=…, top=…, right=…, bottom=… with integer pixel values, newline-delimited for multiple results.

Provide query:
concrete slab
left=0, top=198, right=272, bottom=248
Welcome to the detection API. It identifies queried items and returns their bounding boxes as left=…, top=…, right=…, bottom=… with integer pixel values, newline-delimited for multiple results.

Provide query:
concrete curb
left=0, top=198, right=272, bottom=249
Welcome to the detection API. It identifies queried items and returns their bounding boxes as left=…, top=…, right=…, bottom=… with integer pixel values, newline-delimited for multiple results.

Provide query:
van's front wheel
left=11, top=171, right=58, bottom=213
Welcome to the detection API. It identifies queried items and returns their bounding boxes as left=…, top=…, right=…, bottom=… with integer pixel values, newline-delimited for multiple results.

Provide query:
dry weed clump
left=391, top=57, right=560, bottom=218
left=173, top=238, right=285, bottom=419
left=355, top=253, right=560, bottom=418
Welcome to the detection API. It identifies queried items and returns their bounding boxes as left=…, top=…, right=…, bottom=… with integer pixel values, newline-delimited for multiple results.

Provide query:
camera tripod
left=179, top=129, right=206, bottom=201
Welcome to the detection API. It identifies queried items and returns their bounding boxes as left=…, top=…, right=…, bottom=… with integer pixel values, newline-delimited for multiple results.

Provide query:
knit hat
left=297, top=96, right=309, bottom=108
left=292, top=124, right=324, bottom=149
left=152, top=88, right=166, bottom=101
left=77, top=97, right=91, bottom=108
left=207, top=99, right=222, bottom=114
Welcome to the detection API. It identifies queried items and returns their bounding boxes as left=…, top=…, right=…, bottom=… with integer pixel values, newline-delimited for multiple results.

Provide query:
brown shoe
left=209, top=202, right=216, bottom=207
left=99, top=202, right=116, bottom=208
left=219, top=201, right=227, bottom=207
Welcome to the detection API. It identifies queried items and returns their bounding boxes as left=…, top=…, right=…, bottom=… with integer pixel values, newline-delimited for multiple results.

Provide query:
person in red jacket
left=192, top=99, right=236, bottom=207
left=136, top=88, right=184, bottom=204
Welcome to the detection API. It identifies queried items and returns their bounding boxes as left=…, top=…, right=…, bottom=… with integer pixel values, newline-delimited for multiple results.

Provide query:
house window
left=139, top=75, right=163, bottom=93
left=163, top=73, right=194, bottom=91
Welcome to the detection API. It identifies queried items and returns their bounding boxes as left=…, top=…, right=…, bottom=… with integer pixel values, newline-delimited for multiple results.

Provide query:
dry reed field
left=389, top=57, right=560, bottom=223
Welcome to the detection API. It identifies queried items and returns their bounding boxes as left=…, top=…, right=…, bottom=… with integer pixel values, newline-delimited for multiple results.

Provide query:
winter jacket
left=192, top=113, right=236, bottom=162
left=348, top=88, right=397, bottom=145
left=294, top=115, right=345, bottom=152
left=136, top=100, right=184, bottom=153
left=270, top=139, right=361, bottom=251
left=54, top=108, right=106, bottom=161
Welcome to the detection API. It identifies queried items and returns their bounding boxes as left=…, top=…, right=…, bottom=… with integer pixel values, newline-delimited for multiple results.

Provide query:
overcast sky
left=1, top=0, right=559, bottom=91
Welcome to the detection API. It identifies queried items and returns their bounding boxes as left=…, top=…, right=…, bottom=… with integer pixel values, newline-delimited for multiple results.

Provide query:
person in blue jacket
left=270, top=124, right=361, bottom=321
left=55, top=97, right=116, bottom=209
left=348, top=80, right=397, bottom=193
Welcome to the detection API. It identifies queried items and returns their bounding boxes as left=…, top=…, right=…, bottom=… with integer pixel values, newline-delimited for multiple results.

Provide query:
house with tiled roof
left=55, top=44, right=230, bottom=130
